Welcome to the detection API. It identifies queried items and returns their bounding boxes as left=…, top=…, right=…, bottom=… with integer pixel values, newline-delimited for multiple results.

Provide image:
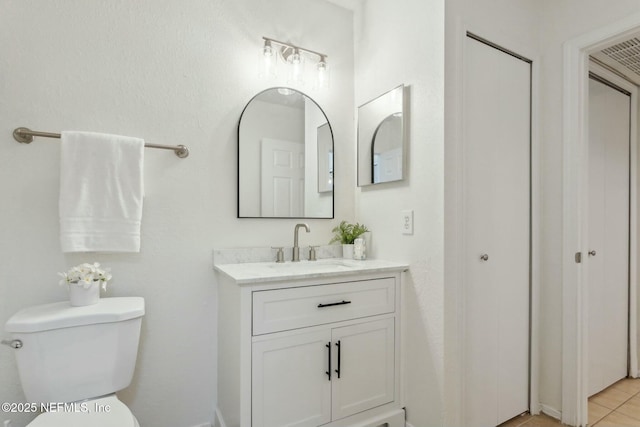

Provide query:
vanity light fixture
left=260, top=36, right=329, bottom=90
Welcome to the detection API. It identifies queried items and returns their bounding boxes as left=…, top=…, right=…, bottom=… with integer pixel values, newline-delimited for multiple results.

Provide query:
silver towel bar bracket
left=13, top=127, right=190, bottom=158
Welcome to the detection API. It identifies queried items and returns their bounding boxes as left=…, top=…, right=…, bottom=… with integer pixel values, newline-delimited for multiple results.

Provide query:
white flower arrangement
left=58, top=262, right=112, bottom=291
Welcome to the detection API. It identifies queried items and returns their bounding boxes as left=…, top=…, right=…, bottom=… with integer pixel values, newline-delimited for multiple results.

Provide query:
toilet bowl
left=26, top=395, right=139, bottom=427
left=4, top=297, right=145, bottom=427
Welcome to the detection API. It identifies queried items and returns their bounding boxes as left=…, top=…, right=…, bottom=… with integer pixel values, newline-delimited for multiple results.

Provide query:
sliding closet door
left=463, top=35, right=531, bottom=427
left=587, top=75, right=630, bottom=396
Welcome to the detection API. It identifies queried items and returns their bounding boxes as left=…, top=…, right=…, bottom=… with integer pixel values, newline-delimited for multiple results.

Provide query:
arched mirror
left=238, top=87, right=334, bottom=218
left=372, top=113, right=403, bottom=183
left=358, top=85, right=405, bottom=186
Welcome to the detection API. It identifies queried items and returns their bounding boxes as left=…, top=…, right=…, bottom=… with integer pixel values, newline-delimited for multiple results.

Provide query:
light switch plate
left=401, top=210, right=413, bottom=235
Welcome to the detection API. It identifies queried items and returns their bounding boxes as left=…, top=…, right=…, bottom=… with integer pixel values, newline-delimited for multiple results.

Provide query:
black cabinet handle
left=334, top=340, right=341, bottom=378
left=318, top=300, right=352, bottom=308
left=325, top=342, right=331, bottom=381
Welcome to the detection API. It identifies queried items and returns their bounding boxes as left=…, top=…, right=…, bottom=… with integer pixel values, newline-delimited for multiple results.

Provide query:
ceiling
left=591, top=36, right=640, bottom=86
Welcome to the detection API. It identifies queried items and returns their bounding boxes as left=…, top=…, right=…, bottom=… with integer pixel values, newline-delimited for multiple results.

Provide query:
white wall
left=0, top=1, right=354, bottom=427
left=353, top=0, right=445, bottom=425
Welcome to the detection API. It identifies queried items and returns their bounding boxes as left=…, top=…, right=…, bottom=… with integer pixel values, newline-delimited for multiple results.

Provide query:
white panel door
left=587, top=76, right=630, bottom=396
left=252, top=329, right=332, bottom=427
left=463, top=36, right=531, bottom=427
left=261, top=138, right=305, bottom=217
left=331, top=318, right=395, bottom=421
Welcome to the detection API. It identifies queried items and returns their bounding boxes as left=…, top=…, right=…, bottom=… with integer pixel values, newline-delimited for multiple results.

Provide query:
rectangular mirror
left=357, top=85, right=405, bottom=186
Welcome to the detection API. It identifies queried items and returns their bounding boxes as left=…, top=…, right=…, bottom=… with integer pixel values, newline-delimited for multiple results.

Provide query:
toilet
left=4, top=297, right=145, bottom=426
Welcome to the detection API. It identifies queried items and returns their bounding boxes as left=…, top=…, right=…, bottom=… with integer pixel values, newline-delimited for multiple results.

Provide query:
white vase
left=68, top=282, right=100, bottom=307
left=342, top=244, right=354, bottom=259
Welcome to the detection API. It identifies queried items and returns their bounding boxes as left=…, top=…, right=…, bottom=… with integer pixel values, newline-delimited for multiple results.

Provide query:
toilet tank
left=5, top=297, right=144, bottom=403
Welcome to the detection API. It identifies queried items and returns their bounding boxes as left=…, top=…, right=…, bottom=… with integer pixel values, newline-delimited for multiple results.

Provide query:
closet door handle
left=588, top=250, right=597, bottom=257
left=480, top=254, right=489, bottom=261
left=325, top=342, right=332, bottom=381
left=335, top=340, right=341, bottom=379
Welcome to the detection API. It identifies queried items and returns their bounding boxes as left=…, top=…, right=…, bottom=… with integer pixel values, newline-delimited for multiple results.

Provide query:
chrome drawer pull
left=318, top=300, right=352, bottom=308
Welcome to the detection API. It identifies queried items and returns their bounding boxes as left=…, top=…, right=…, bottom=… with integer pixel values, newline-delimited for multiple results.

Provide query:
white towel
left=59, top=131, right=144, bottom=253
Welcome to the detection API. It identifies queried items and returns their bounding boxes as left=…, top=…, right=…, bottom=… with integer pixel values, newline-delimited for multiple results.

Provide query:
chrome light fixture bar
left=261, top=36, right=329, bottom=89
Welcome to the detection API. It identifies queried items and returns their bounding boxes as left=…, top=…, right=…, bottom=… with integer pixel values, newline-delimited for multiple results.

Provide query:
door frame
left=562, top=15, right=640, bottom=427
left=444, top=21, right=541, bottom=426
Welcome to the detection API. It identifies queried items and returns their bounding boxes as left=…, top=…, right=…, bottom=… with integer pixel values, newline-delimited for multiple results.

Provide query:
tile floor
left=588, top=378, right=640, bottom=426
left=498, top=378, right=640, bottom=426
left=499, top=412, right=563, bottom=427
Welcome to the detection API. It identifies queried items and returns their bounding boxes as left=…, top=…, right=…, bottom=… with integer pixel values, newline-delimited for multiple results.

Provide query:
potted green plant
left=330, top=221, right=369, bottom=259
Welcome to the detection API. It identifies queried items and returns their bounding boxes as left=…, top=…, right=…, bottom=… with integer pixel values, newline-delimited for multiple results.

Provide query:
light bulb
left=316, top=58, right=329, bottom=90
left=287, top=48, right=305, bottom=85
left=258, top=39, right=277, bottom=80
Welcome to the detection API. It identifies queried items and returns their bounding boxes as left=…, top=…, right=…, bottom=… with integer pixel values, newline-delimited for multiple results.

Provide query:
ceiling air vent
left=600, top=37, right=640, bottom=75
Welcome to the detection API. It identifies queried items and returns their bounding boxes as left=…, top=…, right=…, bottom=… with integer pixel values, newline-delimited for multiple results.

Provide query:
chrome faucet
left=293, top=223, right=310, bottom=262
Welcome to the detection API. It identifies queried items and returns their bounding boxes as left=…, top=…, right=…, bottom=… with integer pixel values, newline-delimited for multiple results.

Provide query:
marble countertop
left=214, top=258, right=409, bottom=284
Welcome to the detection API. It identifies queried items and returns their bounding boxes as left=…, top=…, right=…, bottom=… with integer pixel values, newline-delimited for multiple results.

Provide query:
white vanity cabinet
left=252, top=315, right=395, bottom=427
left=215, top=259, right=406, bottom=427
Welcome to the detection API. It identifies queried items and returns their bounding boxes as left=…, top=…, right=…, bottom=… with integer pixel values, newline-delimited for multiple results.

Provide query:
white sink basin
left=266, top=259, right=355, bottom=271
left=214, top=256, right=409, bottom=284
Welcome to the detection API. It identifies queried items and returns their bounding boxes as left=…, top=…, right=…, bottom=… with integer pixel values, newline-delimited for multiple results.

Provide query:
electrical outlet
left=401, top=210, right=413, bottom=235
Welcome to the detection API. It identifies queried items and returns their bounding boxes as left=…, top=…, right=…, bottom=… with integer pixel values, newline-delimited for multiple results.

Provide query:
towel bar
left=13, top=127, right=190, bottom=158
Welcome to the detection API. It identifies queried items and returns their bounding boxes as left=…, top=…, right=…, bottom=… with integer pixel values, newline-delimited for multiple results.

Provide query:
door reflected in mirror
left=238, top=87, right=334, bottom=218
left=358, top=85, right=405, bottom=186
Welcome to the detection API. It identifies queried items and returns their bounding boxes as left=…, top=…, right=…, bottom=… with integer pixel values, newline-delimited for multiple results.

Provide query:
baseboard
left=540, top=404, right=562, bottom=421
left=530, top=401, right=542, bottom=415
left=406, top=408, right=557, bottom=427
left=214, top=409, right=227, bottom=427
left=213, top=407, right=405, bottom=427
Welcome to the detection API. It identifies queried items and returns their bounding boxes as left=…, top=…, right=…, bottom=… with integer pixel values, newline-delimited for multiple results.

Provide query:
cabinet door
left=252, top=329, right=332, bottom=427
left=331, top=318, right=395, bottom=420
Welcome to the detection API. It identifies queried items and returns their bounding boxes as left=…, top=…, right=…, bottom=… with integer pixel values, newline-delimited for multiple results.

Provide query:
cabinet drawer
left=252, top=278, right=395, bottom=335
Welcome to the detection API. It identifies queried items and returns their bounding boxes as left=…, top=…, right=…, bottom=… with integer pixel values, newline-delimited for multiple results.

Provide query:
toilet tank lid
left=5, top=297, right=145, bottom=333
